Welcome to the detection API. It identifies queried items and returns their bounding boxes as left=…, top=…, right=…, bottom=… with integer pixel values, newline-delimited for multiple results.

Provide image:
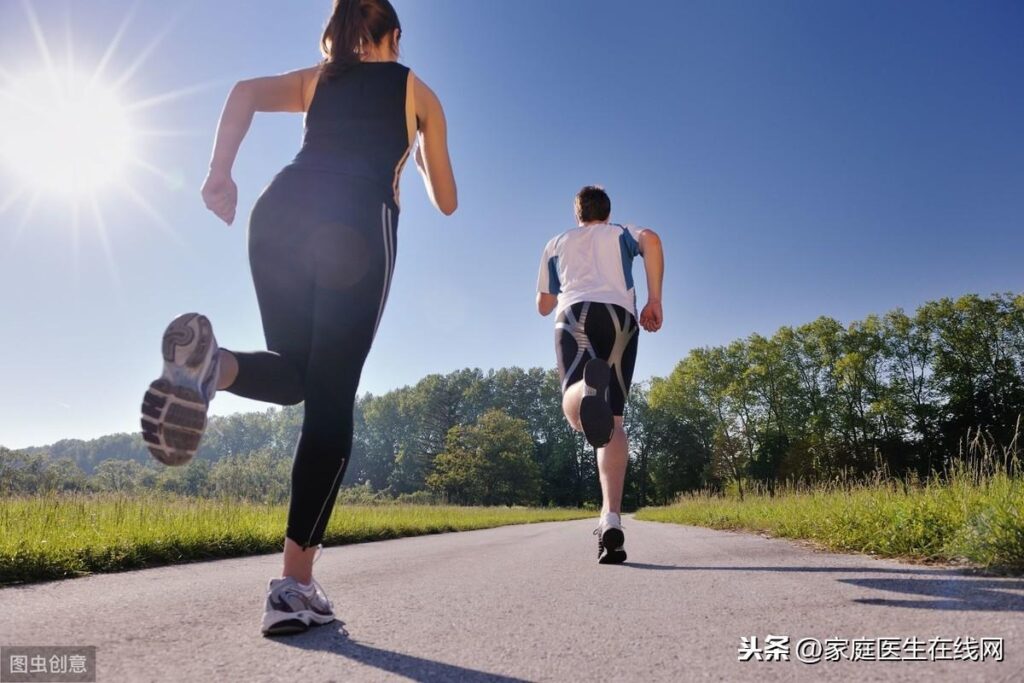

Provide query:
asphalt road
left=1, top=518, right=1022, bottom=682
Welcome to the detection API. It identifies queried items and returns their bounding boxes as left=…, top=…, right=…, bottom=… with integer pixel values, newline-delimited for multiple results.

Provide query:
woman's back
left=291, top=62, right=412, bottom=204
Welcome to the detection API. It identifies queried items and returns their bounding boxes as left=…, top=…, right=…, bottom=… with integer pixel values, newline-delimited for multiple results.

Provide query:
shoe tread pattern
left=141, top=380, right=207, bottom=466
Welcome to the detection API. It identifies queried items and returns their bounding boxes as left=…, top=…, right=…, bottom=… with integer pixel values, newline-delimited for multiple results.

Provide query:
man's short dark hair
left=575, top=186, right=611, bottom=223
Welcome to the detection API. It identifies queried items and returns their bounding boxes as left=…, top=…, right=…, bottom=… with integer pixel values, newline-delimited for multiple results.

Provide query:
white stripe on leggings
left=305, top=203, right=395, bottom=548
left=373, top=204, right=395, bottom=338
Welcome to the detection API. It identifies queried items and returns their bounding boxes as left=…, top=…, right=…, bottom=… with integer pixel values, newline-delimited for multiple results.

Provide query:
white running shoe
left=595, top=513, right=627, bottom=564
left=261, top=576, right=336, bottom=636
left=140, top=312, right=219, bottom=466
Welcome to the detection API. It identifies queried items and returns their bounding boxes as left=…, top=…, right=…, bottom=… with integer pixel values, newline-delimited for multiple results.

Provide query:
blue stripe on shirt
left=547, top=255, right=561, bottom=294
left=618, top=226, right=639, bottom=290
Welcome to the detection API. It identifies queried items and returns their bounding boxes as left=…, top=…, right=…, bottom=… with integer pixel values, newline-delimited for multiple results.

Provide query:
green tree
left=388, top=370, right=486, bottom=493
left=46, top=458, right=88, bottom=492
left=93, top=459, right=151, bottom=492
left=921, top=294, right=1024, bottom=457
left=427, top=409, right=541, bottom=506
left=0, top=448, right=51, bottom=494
left=155, top=459, right=211, bottom=496
left=209, top=449, right=291, bottom=503
left=883, top=309, right=939, bottom=474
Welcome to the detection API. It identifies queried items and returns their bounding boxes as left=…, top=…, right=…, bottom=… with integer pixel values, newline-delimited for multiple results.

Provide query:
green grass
left=0, top=494, right=591, bottom=585
left=637, top=465, right=1024, bottom=573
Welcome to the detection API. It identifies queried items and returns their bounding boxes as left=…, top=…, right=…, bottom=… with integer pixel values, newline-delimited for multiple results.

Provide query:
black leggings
left=224, top=166, right=396, bottom=548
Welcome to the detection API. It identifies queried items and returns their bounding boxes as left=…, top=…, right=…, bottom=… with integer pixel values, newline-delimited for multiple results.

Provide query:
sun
left=0, top=72, right=135, bottom=198
left=0, top=0, right=211, bottom=268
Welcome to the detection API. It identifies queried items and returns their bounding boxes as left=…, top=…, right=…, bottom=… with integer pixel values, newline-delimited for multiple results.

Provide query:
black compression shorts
left=554, top=301, right=639, bottom=416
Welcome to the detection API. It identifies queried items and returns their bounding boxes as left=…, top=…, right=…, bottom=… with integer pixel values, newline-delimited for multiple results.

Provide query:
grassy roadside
left=636, top=466, right=1024, bottom=573
left=0, top=494, right=591, bottom=585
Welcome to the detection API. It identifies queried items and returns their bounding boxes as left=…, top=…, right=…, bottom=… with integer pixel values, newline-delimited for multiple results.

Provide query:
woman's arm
left=412, top=73, right=457, bottom=215
left=201, top=66, right=320, bottom=225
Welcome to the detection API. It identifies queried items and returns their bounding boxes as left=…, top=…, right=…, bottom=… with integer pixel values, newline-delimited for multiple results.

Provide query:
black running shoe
left=595, top=520, right=627, bottom=565
left=579, top=358, right=614, bottom=448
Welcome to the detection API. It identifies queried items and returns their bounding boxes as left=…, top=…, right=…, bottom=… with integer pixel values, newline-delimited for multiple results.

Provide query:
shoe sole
left=141, top=313, right=215, bottom=467
left=580, top=359, right=614, bottom=448
left=261, top=609, right=336, bottom=637
left=599, top=527, right=627, bottom=565
left=161, top=313, right=214, bottom=368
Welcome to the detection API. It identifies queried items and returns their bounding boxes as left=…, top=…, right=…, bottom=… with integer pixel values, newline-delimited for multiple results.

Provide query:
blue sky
left=1, top=0, right=1022, bottom=448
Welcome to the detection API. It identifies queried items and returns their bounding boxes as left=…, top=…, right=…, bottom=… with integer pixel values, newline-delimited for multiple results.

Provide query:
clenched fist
left=640, top=300, right=663, bottom=332
left=201, top=170, right=238, bottom=225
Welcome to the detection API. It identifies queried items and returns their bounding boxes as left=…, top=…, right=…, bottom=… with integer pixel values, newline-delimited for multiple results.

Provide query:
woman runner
left=138, top=0, right=457, bottom=636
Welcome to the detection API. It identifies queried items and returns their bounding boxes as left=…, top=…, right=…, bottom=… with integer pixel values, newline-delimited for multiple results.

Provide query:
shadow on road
left=842, top=578, right=1024, bottom=612
left=273, top=622, right=528, bottom=682
left=621, top=563, right=963, bottom=575
left=619, top=563, right=1024, bottom=612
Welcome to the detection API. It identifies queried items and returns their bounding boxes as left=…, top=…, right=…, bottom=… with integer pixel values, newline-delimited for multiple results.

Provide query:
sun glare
left=0, top=0, right=205, bottom=268
left=0, top=72, right=134, bottom=197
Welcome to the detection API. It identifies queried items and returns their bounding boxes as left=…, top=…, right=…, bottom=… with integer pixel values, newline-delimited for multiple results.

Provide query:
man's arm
left=536, top=241, right=560, bottom=316
left=537, top=292, right=557, bottom=316
left=637, top=229, right=664, bottom=332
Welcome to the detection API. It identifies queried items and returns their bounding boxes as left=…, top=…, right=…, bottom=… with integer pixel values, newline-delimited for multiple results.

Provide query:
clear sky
left=1, top=0, right=1022, bottom=449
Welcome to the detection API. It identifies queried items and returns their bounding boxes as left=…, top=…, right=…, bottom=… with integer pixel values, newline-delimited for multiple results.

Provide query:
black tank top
left=291, top=62, right=412, bottom=204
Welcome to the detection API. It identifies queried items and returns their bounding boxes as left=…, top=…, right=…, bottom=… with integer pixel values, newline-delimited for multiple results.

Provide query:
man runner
left=536, top=185, right=664, bottom=564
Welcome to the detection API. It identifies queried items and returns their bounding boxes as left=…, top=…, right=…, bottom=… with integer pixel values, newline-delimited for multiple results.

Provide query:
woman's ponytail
left=320, top=0, right=401, bottom=80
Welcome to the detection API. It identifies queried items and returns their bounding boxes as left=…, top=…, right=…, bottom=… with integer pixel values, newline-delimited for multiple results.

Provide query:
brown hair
left=575, top=186, right=611, bottom=223
left=320, top=0, right=402, bottom=79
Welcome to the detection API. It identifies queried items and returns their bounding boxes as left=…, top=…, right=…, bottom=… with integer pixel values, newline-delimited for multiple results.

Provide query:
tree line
left=6, top=293, right=1022, bottom=508
left=647, top=293, right=1024, bottom=498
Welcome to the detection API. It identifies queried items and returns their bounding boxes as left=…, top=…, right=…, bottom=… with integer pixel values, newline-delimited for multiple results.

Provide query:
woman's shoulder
left=410, top=71, right=443, bottom=106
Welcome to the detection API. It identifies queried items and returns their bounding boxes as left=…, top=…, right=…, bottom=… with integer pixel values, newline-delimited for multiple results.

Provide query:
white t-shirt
left=536, top=223, right=644, bottom=318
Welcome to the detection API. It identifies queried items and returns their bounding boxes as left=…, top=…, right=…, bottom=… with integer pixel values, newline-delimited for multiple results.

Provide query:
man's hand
left=537, top=292, right=557, bottom=316
left=637, top=229, right=664, bottom=331
left=639, top=299, right=663, bottom=332
left=201, top=169, right=238, bottom=225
